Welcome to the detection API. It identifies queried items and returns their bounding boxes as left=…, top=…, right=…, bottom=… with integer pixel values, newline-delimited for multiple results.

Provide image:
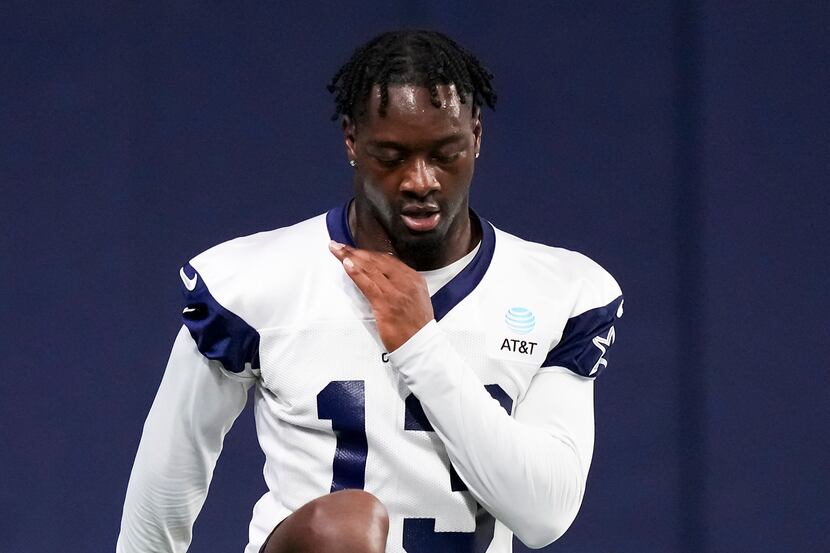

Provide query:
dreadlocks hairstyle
left=327, top=29, right=497, bottom=121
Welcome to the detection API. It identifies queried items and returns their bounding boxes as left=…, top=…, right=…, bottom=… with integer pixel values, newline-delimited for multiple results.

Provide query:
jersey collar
left=326, top=200, right=496, bottom=321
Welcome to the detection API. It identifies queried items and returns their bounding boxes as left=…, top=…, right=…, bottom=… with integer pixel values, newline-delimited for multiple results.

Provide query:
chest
left=255, top=275, right=569, bottom=423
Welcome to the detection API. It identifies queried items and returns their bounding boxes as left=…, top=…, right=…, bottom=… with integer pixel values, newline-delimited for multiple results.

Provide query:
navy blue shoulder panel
left=179, top=263, right=260, bottom=373
left=542, top=295, right=623, bottom=378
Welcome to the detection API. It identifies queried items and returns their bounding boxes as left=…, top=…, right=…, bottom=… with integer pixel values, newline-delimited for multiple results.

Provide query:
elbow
left=511, top=491, right=582, bottom=549
left=513, top=440, right=587, bottom=548
left=513, top=514, right=576, bottom=549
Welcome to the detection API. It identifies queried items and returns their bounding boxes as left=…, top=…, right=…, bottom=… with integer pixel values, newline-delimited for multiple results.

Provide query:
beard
left=356, top=176, right=472, bottom=270
left=367, top=196, right=460, bottom=270
left=388, top=228, right=445, bottom=268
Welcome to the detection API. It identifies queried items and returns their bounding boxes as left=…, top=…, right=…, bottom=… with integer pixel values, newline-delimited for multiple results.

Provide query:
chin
left=390, top=229, right=445, bottom=266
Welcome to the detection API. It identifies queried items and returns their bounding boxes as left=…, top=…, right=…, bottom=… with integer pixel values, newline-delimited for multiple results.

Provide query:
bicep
left=144, top=326, right=253, bottom=445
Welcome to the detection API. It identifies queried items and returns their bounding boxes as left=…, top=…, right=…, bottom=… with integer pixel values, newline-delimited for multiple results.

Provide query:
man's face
left=344, top=83, right=482, bottom=266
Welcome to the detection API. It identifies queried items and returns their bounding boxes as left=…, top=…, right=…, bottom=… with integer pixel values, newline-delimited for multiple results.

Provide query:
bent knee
left=294, top=490, right=389, bottom=552
left=311, top=489, right=389, bottom=530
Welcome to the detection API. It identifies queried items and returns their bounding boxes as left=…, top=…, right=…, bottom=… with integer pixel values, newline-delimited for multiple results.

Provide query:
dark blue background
left=2, top=2, right=828, bottom=552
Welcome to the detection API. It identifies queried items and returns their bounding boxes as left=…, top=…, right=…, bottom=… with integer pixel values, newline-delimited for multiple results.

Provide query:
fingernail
left=343, top=257, right=354, bottom=269
left=329, top=240, right=344, bottom=251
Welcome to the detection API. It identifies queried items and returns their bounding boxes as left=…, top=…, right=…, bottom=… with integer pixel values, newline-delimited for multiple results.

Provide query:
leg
left=261, top=490, right=389, bottom=553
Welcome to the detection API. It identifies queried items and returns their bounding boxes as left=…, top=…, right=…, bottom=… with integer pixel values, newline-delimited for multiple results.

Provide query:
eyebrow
left=368, top=135, right=465, bottom=150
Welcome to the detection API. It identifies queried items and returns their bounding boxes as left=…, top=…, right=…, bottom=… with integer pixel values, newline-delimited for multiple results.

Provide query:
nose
left=400, top=157, right=439, bottom=197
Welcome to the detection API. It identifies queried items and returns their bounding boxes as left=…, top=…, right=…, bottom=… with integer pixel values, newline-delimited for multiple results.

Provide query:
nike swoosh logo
left=180, top=267, right=198, bottom=291
left=182, top=306, right=198, bottom=314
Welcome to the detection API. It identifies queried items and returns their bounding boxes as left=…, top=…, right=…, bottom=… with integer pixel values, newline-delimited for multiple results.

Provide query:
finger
left=328, top=242, right=390, bottom=290
left=342, top=245, right=409, bottom=274
left=359, top=250, right=415, bottom=282
left=328, top=240, right=350, bottom=261
left=341, top=256, right=385, bottom=300
left=329, top=242, right=380, bottom=267
left=330, top=242, right=397, bottom=279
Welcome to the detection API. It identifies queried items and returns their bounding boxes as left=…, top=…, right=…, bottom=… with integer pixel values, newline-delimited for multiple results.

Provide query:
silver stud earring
left=475, top=152, right=480, bottom=159
left=349, top=159, right=356, bottom=167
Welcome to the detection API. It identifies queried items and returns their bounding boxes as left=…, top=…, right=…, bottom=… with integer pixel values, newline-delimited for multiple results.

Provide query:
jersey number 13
left=317, top=380, right=512, bottom=553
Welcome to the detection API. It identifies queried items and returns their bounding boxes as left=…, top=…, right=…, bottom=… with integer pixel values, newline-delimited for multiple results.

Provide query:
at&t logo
left=504, top=307, right=535, bottom=334
left=501, top=307, right=538, bottom=355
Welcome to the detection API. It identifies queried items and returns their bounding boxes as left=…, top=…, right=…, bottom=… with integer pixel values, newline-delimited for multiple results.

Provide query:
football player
left=117, top=29, right=623, bottom=553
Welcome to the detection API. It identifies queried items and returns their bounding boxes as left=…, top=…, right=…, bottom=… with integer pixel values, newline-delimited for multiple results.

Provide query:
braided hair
left=327, top=30, right=497, bottom=121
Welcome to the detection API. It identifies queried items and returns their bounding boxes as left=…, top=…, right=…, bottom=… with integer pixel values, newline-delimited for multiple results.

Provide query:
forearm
left=388, top=321, right=594, bottom=548
left=117, top=327, right=253, bottom=553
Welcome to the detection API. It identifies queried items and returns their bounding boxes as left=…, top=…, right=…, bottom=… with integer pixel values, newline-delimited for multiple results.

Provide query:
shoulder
left=492, top=226, right=622, bottom=314
left=183, top=212, right=330, bottom=324
left=490, top=224, right=624, bottom=378
left=190, top=212, right=329, bottom=286
left=177, top=211, right=330, bottom=373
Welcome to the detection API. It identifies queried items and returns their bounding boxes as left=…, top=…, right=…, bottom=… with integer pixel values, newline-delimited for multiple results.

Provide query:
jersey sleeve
left=116, top=264, right=259, bottom=553
left=542, top=263, right=623, bottom=377
left=388, top=321, right=596, bottom=549
left=179, top=262, right=260, bottom=374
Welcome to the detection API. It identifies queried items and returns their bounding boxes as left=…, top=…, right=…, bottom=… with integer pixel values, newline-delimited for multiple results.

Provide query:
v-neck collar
left=325, top=200, right=496, bottom=321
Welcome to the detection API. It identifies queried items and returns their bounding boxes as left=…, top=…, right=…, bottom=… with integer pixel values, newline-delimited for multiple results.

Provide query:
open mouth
left=400, top=208, right=441, bottom=232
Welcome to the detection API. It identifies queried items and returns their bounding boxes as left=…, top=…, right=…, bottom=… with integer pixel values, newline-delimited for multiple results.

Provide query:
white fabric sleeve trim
left=116, top=326, right=253, bottom=553
left=388, top=321, right=595, bottom=549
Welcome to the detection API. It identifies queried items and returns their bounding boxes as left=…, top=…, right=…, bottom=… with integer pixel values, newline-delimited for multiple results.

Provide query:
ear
left=342, top=115, right=357, bottom=162
left=471, top=106, right=483, bottom=156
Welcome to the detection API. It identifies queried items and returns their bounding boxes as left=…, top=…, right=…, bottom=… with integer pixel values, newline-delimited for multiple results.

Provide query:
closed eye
left=374, top=156, right=406, bottom=168
left=433, top=152, right=461, bottom=164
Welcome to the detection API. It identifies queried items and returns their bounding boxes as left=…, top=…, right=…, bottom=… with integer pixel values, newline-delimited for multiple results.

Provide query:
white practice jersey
left=117, top=203, right=623, bottom=553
